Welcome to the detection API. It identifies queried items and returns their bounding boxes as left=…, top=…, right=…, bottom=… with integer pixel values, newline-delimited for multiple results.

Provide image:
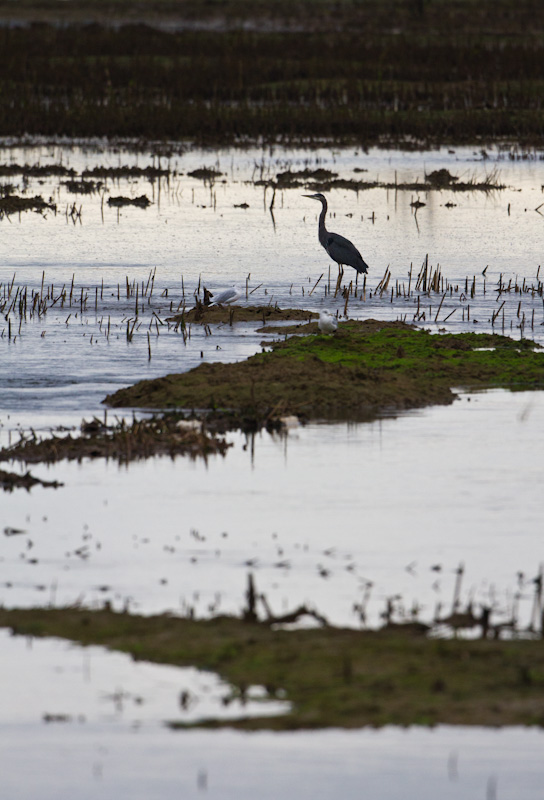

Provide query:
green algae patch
left=2, top=606, right=544, bottom=730
left=104, top=321, right=544, bottom=424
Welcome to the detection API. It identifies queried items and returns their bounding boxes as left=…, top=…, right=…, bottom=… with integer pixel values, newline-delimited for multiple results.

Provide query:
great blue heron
left=318, top=310, right=338, bottom=334
left=209, top=286, right=243, bottom=306
left=304, top=193, right=370, bottom=279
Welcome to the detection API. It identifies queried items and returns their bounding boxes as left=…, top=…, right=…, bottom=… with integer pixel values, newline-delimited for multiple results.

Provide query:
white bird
left=318, top=310, right=338, bottom=334
left=209, top=286, right=243, bottom=306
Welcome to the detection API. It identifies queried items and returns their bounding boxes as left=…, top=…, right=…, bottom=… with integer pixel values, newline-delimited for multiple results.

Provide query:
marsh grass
left=1, top=604, right=544, bottom=729
left=0, top=1, right=543, bottom=144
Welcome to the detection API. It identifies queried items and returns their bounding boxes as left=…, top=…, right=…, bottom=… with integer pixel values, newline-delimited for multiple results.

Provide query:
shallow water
left=0, top=630, right=289, bottom=727
left=1, top=142, right=543, bottom=795
left=1, top=140, right=543, bottom=420
left=1, top=633, right=543, bottom=800
left=3, top=717, right=544, bottom=800
left=1, top=388, right=542, bottom=630
left=1, top=142, right=543, bottom=621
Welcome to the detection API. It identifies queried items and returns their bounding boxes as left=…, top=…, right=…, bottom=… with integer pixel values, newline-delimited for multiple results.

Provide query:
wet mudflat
left=1, top=139, right=544, bottom=796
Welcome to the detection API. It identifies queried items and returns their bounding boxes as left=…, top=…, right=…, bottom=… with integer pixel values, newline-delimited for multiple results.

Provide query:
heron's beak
left=302, top=193, right=317, bottom=199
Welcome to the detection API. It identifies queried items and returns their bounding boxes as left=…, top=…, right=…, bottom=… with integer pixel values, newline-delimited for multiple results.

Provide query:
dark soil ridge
left=104, top=321, right=544, bottom=424
left=271, top=168, right=506, bottom=193
left=167, top=304, right=318, bottom=325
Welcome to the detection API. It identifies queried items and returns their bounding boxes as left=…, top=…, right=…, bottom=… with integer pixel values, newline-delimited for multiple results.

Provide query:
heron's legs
left=334, top=264, right=344, bottom=298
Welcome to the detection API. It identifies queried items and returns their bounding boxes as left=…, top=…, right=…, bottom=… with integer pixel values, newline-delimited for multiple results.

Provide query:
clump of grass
left=64, top=179, right=102, bottom=194
left=0, top=413, right=230, bottom=465
left=0, top=468, right=63, bottom=491
left=0, top=194, right=56, bottom=217
left=107, top=194, right=151, bottom=208
left=187, top=167, right=224, bottom=180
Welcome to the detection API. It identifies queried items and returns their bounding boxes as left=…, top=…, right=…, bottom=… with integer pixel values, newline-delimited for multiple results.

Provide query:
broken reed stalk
left=434, top=291, right=446, bottom=322
left=343, top=285, right=350, bottom=316
left=309, top=273, right=323, bottom=296
left=492, top=300, right=506, bottom=325
left=416, top=254, right=429, bottom=292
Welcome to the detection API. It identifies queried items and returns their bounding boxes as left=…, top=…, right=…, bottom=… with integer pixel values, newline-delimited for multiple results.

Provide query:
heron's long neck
left=318, top=199, right=328, bottom=244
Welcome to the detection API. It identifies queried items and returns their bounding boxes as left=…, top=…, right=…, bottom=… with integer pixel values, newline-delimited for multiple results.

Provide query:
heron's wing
left=326, top=232, right=369, bottom=272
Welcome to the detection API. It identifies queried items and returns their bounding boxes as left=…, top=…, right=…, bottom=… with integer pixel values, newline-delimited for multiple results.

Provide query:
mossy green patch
left=104, top=321, right=544, bottom=425
left=2, top=607, right=544, bottom=730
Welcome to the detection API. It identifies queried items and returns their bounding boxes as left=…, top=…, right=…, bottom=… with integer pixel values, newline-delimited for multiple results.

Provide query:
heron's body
left=304, top=193, right=369, bottom=275
left=209, top=286, right=243, bottom=306
left=318, top=310, right=338, bottom=334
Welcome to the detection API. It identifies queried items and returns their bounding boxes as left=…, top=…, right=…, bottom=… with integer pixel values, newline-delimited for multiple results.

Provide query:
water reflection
left=1, top=389, right=542, bottom=630
left=0, top=630, right=289, bottom=727
left=2, top=715, right=542, bottom=800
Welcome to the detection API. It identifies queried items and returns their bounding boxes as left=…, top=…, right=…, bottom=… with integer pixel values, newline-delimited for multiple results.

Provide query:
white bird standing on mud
left=318, top=310, right=338, bottom=334
left=303, top=192, right=370, bottom=277
left=209, top=286, right=243, bottom=306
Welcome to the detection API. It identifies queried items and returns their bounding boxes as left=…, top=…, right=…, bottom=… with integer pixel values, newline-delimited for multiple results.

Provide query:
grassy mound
left=2, top=606, right=543, bottom=729
left=104, top=321, right=544, bottom=424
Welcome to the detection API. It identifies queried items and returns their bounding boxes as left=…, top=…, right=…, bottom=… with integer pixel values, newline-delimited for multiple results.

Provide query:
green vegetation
left=0, top=0, right=543, bottom=144
left=105, top=321, right=544, bottom=424
left=1, top=606, right=544, bottom=729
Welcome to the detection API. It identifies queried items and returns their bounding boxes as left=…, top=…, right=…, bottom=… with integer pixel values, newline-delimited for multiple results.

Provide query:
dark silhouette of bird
left=304, top=193, right=370, bottom=275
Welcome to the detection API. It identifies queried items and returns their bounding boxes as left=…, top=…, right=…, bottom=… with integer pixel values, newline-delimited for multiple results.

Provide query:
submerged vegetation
left=105, top=321, right=544, bottom=424
left=0, top=0, right=543, bottom=145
